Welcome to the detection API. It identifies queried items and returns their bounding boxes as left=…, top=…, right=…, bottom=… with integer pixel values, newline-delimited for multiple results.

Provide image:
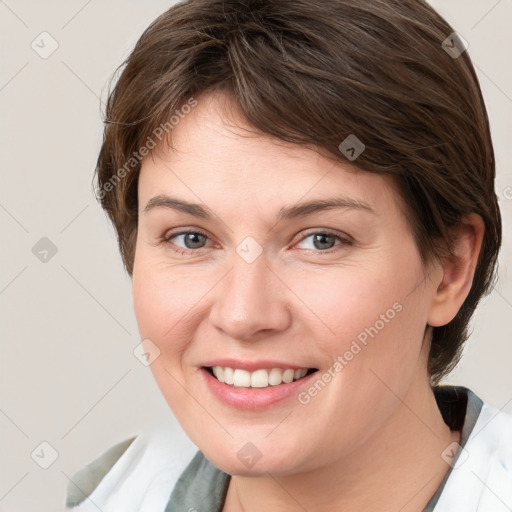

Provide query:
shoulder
left=473, top=400, right=512, bottom=464
left=433, top=396, right=512, bottom=511
left=64, top=423, right=199, bottom=511
left=66, top=435, right=137, bottom=508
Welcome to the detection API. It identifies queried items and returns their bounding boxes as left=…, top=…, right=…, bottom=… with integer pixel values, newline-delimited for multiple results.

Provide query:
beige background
left=0, top=1, right=511, bottom=510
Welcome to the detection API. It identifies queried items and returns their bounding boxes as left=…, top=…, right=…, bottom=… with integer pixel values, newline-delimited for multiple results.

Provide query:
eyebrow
left=143, top=194, right=376, bottom=221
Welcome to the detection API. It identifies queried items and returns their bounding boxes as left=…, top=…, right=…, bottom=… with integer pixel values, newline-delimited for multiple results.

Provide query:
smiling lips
left=201, top=360, right=319, bottom=409
left=210, top=366, right=310, bottom=388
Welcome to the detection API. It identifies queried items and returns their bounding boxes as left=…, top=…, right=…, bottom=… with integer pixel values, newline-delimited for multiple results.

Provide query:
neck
left=223, top=373, right=460, bottom=512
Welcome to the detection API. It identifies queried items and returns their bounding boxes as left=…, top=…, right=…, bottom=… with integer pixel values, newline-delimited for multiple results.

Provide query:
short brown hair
left=94, top=0, right=502, bottom=385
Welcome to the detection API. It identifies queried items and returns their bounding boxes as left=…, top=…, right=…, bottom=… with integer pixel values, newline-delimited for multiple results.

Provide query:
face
left=132, top=91, right=439, bottom=476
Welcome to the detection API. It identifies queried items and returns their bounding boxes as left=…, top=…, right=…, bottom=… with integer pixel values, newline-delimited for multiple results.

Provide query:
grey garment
left=165, top=385, right=483, bottom=512
left=164, top=451, right=231, bottom=511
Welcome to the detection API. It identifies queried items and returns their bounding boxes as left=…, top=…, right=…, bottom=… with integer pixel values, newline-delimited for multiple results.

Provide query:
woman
left=65, top=0, right=511, bottom=510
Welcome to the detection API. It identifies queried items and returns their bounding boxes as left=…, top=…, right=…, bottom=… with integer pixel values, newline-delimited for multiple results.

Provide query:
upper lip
left=201, top=358, right=315, bottom=372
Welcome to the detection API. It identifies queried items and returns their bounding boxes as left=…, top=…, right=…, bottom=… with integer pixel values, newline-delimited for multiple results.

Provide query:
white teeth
left=268, top=368, right=284, bottom=386
left=210, top=366, right=309, bottom=388
left=282, top=369, right=295, bottom=383
left=250, top=369, right=268, bottom=388
left=212, top=366, right=224, bottom=383
left=233, top=369, right=251, bottom=387
left=223, top=366, right=234, bottom=385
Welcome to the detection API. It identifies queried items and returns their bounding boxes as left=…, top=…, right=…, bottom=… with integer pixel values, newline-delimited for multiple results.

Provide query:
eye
left=160, top=229, right=211, bottom=255
left=295, top=230, right=352, bottom=253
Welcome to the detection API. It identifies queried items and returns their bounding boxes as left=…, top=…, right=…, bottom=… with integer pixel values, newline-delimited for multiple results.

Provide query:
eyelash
left=159, top=228, right=352, bottom=256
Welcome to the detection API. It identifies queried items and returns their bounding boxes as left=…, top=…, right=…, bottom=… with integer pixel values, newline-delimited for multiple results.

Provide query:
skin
left=132, top=91, right=485, bottom=511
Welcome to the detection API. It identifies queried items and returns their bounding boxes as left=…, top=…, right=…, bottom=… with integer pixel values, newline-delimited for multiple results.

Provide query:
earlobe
left=427, top=214, right=485, bottom=327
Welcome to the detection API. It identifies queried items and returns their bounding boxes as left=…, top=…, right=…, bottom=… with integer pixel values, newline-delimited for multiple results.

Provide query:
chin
left=201, top=439, right=308, bottom=477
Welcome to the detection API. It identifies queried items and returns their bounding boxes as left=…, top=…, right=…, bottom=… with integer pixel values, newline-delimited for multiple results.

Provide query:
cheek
left=291, top=255, right=429, bottom=410
left=132, top=258, right=200, bottom=341
left=132, top=263, right=201, bottom=413
left=132, top=259, right=201, bottom=388
left=292, top=259, right=423, bottom=351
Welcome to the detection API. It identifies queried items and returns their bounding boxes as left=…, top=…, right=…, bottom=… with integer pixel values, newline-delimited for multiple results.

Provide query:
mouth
left=203, top=366, right=319, bottom=388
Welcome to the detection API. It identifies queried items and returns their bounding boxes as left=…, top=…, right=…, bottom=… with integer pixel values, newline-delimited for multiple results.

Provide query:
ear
left=427, top=213, right=485, bottom=327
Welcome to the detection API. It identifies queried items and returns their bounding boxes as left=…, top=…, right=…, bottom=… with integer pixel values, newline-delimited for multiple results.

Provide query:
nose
left=208, top=251, right=291, bottom=342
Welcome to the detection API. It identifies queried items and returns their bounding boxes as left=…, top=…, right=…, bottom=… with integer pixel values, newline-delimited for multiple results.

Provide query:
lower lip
left=200, top=367, right=318, bottom=410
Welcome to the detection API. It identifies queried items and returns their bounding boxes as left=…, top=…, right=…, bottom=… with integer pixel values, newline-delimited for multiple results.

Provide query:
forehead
left=139, top=92, right=405, bottom=220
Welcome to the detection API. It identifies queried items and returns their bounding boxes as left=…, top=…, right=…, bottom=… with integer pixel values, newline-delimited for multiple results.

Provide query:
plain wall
left=0, top=1, right=511, bottom=510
